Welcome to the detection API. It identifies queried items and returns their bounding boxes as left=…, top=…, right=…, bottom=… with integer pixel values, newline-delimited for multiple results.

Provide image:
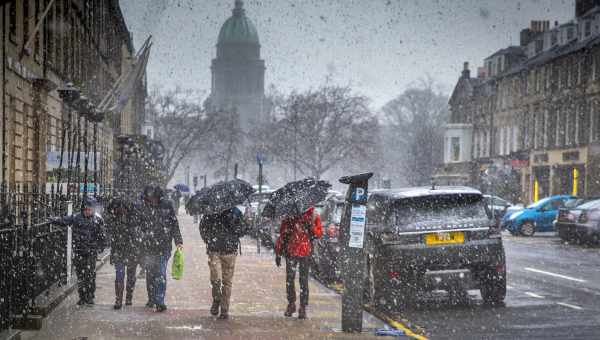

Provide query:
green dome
left=218, top=1, right=259, bottom=45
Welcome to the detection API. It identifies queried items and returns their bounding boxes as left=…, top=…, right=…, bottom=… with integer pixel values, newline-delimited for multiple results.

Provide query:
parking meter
left=339, top=173, right=373, bottom=333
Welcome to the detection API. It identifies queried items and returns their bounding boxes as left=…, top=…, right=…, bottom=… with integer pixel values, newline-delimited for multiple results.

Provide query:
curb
left=321, top=280, right=428, bottom=340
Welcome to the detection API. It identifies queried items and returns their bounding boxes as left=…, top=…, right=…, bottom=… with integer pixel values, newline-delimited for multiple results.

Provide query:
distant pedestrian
left=105, top=198, right=142, bottom=309
left=53, top=196, right=106, bottom=306
left=199, top=207, right=247, bottom=319
left=136, top=185, right=183, bottom=312
left=274, top=206, right=322, bottom=319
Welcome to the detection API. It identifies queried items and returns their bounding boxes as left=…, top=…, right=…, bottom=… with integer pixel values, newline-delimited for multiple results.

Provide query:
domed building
left=207, top=0, right=266, bottom=131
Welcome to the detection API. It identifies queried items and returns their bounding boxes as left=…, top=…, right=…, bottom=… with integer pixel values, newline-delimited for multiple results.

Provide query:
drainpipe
left=2, top=2, right=7, bottom=195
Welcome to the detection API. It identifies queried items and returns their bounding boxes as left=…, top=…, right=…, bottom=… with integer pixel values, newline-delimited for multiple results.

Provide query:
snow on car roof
left=370, top=186, right=482, bottom=200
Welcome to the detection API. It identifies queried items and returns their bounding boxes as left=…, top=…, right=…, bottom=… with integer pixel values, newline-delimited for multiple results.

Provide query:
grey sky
left=120, top=0, right=574, bottom=108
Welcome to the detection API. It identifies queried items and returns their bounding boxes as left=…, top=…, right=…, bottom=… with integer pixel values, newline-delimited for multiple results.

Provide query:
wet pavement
left=383, top=232, right=600, bottom=340
left=21, top=214, right=388, bottom=340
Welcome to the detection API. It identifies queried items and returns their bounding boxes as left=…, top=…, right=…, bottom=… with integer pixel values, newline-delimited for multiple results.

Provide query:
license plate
left=425, top=231, right=465, bottom=245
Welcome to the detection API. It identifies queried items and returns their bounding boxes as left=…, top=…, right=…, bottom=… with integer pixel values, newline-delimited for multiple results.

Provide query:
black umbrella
left=262, top=178, right=331, bottom=218
left=186, top=187, right=210, bottom=215
left=194, top=179, right=255, bottom=215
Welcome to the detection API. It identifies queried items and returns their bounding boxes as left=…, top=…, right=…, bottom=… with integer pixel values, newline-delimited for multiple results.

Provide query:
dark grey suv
left=362, top=187, right=506, bottom=309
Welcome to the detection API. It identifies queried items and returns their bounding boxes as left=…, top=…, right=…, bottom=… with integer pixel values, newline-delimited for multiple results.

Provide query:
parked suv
left=362, top=187, right=506, bottom=309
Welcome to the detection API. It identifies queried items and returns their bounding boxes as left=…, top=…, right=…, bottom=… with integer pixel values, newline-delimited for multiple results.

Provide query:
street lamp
left=57, top=82, right=80, bottom=104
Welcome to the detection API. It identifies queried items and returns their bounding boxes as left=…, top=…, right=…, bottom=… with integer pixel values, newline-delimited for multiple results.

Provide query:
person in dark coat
left=105, top=198, right=141, bottom=309
left=199, top=207, right=247, bottom=319
left=136, top=185, right=183, bottom=312
left=53, top=196, right=106, bottom=306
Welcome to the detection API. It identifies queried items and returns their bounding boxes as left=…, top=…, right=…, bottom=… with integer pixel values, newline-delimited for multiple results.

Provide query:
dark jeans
left=73, top=253, right=97, bottom=302
left=115, top=261, right=138, bottom=293
left=145, top=251, right=171, bottom=306
left=286, top=256, right=310, bottom=306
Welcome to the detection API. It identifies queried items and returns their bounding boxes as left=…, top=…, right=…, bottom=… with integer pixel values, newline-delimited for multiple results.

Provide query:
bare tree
left=269, top=86, right=378, bottom=180
left=147, top=87, right=215, bottom=184
left=205, top=108, right=244, bottom=180
left=382, top=81, right=449, bottom=186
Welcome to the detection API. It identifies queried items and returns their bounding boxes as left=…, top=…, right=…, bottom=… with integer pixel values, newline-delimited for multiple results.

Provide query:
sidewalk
left=21, top=214, right=389, bottom=340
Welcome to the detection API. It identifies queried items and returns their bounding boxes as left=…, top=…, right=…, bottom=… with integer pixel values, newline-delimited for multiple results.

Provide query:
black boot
left=210, top=300, right=220, bottom=316
left=298, top=305, right=307, bottom=319
left=125, top=282, right=134, bottom=306
left=114, top=282, right=124, bottom=310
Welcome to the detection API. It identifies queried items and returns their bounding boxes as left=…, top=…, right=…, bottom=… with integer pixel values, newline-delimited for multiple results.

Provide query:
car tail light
left=579, top=211, right=588, bottom=223
left=389, top=271, right=400, bottom=279
left=496, top=263, right=505, bottom=274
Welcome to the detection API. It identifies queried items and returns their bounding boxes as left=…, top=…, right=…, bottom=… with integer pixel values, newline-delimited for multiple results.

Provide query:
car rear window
left=391, top=194, right=488, bottom=226
left=575, top=199, right=600, bottom=210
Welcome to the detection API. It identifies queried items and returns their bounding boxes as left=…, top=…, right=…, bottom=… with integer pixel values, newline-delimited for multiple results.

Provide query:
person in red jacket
left=275, top=206, right=323, bottom=319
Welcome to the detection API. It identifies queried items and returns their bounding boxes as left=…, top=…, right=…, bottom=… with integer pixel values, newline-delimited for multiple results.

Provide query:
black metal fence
left=0, top=183, right=102, bottom=333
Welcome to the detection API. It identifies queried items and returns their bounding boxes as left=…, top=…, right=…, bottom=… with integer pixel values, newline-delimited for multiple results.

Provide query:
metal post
left=83, top=119, right=89, bottom=198
left=93, top=122, right=97, bottom=196
left=234, top=163, right=238, bottom=179
left=339, top=173, right=373, bottom=333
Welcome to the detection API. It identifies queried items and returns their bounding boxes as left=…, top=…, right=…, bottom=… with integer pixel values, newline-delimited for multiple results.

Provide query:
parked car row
left=555, top=197, right=600, bottom=244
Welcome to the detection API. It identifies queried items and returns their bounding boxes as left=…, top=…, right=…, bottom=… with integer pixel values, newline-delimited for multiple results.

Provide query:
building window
left=568, top=27, right=574, bottom=40
left=9, top=2, right=17, bottom=43
left=451, top=137, right=460, bottom=162
left=578, top=102, right=590, bottom=144
left=535, top=39, right=544, bottom=54
left=23, top=0, right=30, bottom=48
left=585, top=21, right=592, bottom=37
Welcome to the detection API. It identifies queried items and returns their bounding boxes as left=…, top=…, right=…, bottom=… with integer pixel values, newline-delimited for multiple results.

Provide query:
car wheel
left=480, top=269, right=506, bottom=306
left=520, top=222, right=535, bottom=237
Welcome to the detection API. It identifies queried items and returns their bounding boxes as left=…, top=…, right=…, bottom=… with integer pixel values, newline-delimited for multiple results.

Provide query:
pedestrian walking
left=53, top=196, right=106, bottom=306
left=136, top=185, right=183, bottom=312
left=199, top=206, right=247, bottom=319
left=105, top=198, right=142, bottom=309
left=274, top=206, right=323, bottom=319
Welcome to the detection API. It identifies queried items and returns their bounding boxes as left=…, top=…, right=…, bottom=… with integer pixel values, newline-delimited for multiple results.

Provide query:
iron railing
left=0, top=183, right=109, bottom=333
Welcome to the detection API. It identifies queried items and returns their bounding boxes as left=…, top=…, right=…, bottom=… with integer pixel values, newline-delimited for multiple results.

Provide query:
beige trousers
left=208, top=252, right=237, bottom=313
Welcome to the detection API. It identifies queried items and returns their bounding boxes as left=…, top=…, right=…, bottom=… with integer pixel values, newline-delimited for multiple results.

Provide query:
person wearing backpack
left=199, top=207, right=248, bottom=320
left=274, top=206, right=322, bottom=319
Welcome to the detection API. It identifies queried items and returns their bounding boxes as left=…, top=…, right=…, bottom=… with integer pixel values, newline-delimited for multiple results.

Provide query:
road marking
left=556, top=302, right=583, bottom=310
left=363, top=304, right=428, bottom=340
left=525, top=292, right=544, bottom=299
left=524, top=267, right=587, bottom=283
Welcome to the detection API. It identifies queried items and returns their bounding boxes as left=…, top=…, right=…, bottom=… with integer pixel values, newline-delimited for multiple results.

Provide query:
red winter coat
left=275, top=206, right=323, bottom=258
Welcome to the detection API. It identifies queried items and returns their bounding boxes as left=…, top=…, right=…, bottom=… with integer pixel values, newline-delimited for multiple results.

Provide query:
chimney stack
left=462, top=62, right=471, bottom=78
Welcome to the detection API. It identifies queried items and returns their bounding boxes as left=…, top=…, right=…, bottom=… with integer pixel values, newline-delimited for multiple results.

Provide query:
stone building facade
left=437, top=0, right=600, bottom=203
left=0, top=0, right=145, bottom=192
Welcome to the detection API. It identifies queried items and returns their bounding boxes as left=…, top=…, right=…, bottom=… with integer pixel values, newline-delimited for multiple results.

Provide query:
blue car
left=501, top=195, right=575, bottom=236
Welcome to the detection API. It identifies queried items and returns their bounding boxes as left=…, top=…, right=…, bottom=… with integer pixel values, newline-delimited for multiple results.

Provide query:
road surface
left=385, top=232, right=600, bottom=339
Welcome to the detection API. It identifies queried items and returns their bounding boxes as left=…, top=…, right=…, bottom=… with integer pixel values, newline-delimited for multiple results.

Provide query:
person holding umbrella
left=264, top=178, right=330, bottom=319
left=275, top=205, right=323, bottom=319
left=199, top=207, right=247, bottom=319
left=105, top=197, right=141, bottom=309
left=194, top=179, right=255, bottom=319
left=136, top=185, right=183, bottom=312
